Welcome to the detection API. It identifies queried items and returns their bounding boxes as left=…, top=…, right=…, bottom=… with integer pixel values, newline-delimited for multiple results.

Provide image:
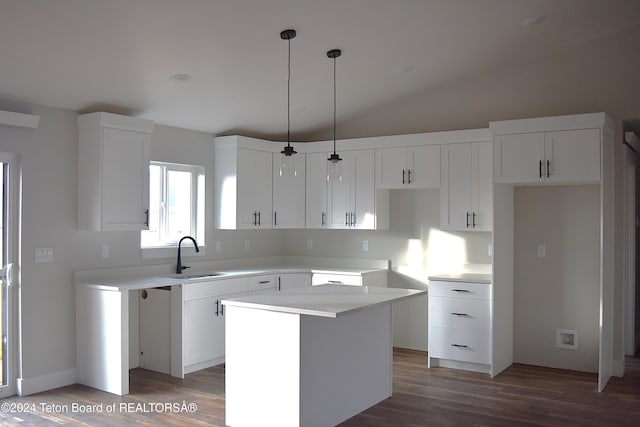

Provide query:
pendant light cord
left=332, top=54, right=336, bottom=154
left=287, top=36, right=291, bottom=147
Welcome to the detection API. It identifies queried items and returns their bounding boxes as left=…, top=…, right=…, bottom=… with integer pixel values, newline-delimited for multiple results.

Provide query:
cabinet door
left=408, top=145, right=440, bottom=188
left=352, top=150, right=376, bottom=229
left=494, top=132, right=545, bottom=183
left=376, top=148, right=407, bottom=188
left=305, top=152, right=329, bottom=228
left=101, top=127, right=150, bottom=230
left=441, top=143, right=472, bottom=230
left=237, top=148, right=272, bottom=228
left=273, top=153, right=306, bottom=228
left=183, top=296, right=222, bottom=366
left=278, top=273, right=311, bottom=290
left=327, top=152, right=352, bottom=229
left=471, top=142, right=493, bottom=231
left=545, top=128, right=600, bottom=183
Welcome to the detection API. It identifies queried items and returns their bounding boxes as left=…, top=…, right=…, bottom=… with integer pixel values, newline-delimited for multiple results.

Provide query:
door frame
left=0, top=152, right=20, bottom=397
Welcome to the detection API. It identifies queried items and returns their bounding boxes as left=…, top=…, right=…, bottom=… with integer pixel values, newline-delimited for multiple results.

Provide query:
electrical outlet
left=362, top=240, right=369, bottom=252
left=35, top=248, right=53, bottom=263
left=101, top=244, right=109, bottom=258
left=306, top=239, right=313, bottom=249
left=537, top=245, right=546, bottom=258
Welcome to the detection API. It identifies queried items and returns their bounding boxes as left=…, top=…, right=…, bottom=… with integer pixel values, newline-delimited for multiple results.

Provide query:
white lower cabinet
left=181, top=277, right=249, bottom=374
left=428, top=280, right=493, bottom=373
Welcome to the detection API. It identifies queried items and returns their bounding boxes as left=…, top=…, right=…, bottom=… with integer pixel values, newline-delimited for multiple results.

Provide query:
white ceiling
left=1, top=0, right=639, bottom=140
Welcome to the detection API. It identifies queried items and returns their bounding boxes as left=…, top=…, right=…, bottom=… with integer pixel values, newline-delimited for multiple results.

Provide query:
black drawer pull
left=259, top=280, right=271, bottom=284
left=451, top=312, right=469, bottom=316
left=451, top=344, right=469, bottom=348
left=451, top=289, right=471, bottom=293
left=328, top=280, right=343, bottom=284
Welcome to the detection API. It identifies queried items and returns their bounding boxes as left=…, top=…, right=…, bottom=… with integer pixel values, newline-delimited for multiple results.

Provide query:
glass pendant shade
left=280, top=149, right=296, bottom=177
left=327, top=153, right=343, bottom=181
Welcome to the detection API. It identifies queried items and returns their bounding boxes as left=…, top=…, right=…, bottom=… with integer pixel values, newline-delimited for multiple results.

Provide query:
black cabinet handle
left=451, top=289, right=471, bottom=293
left=402, top=169, right=406, bottom=184
left=466, top=212, right=470, bottom=228
left=215, top=300, right=220, bottom=316
left=144, top=209, right=149, bottom=227
left=274, top=211, right=277, bottom=226
left=539, top=160, right=543, bottom=178
left=547, top=160, right=550, bottom=178
left=451, top=344, right=469, bottom=348
left=351, top=212, right=355, bottom=226
left=321, top=212, right=326, bottom=227
left=345, top=212, right=349, bottom=226
left=253, top=212, right=257, bottom=226
left=278, top=276, right=281, bottom=291
left=328, top=280, right=343, bottom=284
left=259, top=280, right=271, bottom=284
left=451, top=312, right=469, bottom=316
left=221, top=303, right=224, bottom=316
left=257, top=211, right=261, bottom=226
left=472, top=212, right=477, bottom=228
left=407, top=169, right=412, bottom=184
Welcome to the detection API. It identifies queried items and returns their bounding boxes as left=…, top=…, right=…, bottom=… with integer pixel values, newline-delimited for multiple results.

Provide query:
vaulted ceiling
left=1, top=0, right=639, bottom=140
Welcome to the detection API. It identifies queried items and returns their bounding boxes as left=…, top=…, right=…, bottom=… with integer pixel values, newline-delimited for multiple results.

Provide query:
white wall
left=0, top=106, right=283, bottom=389
left=282, top=189, right=492, bottom=350
left=513, top=185, right=600, bottom=372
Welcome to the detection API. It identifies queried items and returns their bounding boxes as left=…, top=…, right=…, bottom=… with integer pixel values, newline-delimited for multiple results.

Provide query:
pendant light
left=280, top=29, right=297, bottom=177
left=327, top=48, right=343, bottom=181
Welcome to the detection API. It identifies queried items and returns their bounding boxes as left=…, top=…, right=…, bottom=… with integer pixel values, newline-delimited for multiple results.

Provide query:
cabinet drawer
left=312, top=273, right=362, bottom=286
left=429, top=280, right=491, bottom=299
left=248, top=274, right=278, bottom=292
left=429, top=296, right=491, bottom=330
left=429, top=327, right=490, bottom=364
left=183, top=277, right=249, bottom=300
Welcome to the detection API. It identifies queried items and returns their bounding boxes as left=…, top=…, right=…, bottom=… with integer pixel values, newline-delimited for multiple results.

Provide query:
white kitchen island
left=222, top=284, right=426, bottom=427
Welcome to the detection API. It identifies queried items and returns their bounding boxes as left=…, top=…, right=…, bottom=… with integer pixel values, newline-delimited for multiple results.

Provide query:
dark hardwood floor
left=1, top=349, right=638, bottom=426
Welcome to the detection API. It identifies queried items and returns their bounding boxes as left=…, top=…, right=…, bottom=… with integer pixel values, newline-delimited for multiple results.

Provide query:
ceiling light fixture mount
left=327, top=48, right=343, bottom=181
left=280, top=29, right=297, bottom=175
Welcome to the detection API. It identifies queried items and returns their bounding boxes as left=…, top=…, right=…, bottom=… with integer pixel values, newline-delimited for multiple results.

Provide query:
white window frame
left=141, top=161, right=205, bottom=259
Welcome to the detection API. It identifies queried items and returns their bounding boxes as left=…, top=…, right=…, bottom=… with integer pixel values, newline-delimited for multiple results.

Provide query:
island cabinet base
left=225, top=304, right=393, bottom=427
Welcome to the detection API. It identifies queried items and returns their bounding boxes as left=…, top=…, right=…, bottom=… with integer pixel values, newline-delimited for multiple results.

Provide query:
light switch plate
left=306, top=239, right=313, bottom=249
left=362, top=240, right=369, bottom=252
left=35, top=248, right=53, bottom=263
left=101, top=244, right=109, bottom=258
left=537, top=245, right=546, bottom=258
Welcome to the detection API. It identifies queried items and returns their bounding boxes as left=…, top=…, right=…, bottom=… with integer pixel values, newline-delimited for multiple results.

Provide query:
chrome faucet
left=176, top=236, right=200, bottom=274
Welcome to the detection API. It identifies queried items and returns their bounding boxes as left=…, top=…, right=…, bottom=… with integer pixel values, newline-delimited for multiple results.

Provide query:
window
left=141, top=161, right=205, bottom=250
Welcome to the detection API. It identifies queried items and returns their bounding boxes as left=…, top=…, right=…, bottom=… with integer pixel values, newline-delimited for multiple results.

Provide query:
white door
left=327, top=152, right=351, bottom=229
left=441, top=143, right=472, bottom=230
left=272, top=153, right=305, bottom=228
left=376, top=147, right=406, bottom=188
left=305, top=152, right=329, bottom=228
left=237, top=148, right=272, bottom=228
left=0, top=153, right=18, bottom=397
left=545, top=129, right=600, bottom=183
left=408, top=145, right=440, bottom=188
left=352, top=150, right=376, bottom=229
left=472, top=142, right=493, bottom=231
left=494, top=132, right=545, bottom=183
left=101, top=128, right=150, bottom=230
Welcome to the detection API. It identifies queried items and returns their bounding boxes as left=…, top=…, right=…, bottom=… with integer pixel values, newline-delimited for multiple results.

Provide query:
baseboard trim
left=17, top=368, right=77, bottom=396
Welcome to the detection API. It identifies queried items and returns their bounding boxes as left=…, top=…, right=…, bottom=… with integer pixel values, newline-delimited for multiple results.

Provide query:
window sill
left=141, top=245, right=207, bottom=260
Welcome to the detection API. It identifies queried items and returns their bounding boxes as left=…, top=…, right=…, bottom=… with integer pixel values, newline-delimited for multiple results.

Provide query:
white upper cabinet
left=272, top=153, right=306, bottom=228
left=78, top=112, right=153, bottom=231
left=327, top=149, right=389, bottom=230
left=305, top=152, right=329, bottom=228
left=441, top=142, right=492, bottom=231
left=376, top=145, right=440, bottom=189
left=215, top=136, right=273, bottom=229
left=494, top=128, right=600, bottom=184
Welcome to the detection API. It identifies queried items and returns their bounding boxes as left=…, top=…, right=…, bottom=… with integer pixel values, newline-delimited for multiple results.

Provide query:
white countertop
left=221, top=284, right=426, bottom=318
left=428, top=273, right=492, bottom=284
left=75, top=264, right=388, bottom=291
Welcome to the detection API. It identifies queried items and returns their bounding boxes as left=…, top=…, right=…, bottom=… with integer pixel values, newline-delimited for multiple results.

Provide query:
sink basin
left=168, top=272, right=226, bottom=280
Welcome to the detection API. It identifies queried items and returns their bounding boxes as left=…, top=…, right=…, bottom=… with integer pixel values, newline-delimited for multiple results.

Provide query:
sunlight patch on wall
left=396, top=238, right=425, bottom=281
left=425, top=228, right=467, bottom=275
